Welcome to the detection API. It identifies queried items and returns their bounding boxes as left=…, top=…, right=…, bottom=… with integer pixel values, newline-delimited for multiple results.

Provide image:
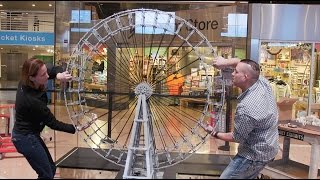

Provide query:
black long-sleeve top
left=13, top=65, right=76, bottom=135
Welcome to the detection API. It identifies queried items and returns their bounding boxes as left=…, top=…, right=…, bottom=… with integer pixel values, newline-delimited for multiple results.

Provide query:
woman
left=11, top=57, right=76, bottom=179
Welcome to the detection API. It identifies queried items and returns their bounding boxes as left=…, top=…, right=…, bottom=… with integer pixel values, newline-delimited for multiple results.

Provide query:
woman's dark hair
left=21, top=57, right=45, bottom=90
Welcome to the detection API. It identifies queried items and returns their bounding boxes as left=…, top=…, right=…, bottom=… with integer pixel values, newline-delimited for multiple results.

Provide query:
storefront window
left=259, top=41, right=318, bottom=120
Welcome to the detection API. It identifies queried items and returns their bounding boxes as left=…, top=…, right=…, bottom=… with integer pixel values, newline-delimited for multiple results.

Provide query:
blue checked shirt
left=233, top=76, right=279, bottom=162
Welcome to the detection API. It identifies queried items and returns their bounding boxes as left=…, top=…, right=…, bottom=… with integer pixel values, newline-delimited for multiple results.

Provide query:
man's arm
left=214, top=132, right=235, bottom=142
left=202, top=124, right=235, bottom=142
left=213, top=56, right=241, bottom=69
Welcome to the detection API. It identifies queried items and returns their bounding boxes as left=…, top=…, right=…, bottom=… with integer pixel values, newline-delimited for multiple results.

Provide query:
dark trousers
left=12, top=131, right=56, bottom=179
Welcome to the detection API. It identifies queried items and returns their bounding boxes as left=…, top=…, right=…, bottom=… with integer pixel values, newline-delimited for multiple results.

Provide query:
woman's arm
left=46, top=63, right=72, bottom=81
left=36, top=101, right=76, bottom=134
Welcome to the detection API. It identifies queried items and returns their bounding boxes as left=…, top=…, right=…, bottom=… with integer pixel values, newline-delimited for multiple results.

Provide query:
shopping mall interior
left=0, top=1, right=320, bottom=179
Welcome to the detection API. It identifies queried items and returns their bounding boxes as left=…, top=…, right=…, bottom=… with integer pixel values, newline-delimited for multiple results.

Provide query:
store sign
left=0, top=31, right=54, bottom=45
left=176, top=8, right=223, bottom=42
left=184, top=19, right=219, bottom=31
left=278, top=129, right=304, bottom=141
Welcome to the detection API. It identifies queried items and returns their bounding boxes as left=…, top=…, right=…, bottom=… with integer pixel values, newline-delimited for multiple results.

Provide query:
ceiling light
left=0, top=4, right=3, bottom=7
left=49, top=4, right=52, bottom=7
left=32, top=4, right=35, bottom=7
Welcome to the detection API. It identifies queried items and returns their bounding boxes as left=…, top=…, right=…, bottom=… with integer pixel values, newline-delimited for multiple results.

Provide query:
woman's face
left=30, top=64, right=49, bottom=87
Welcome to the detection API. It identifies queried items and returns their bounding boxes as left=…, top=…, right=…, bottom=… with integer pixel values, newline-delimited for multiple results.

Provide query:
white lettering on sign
left=19, top=35, right=45, bottom=42
left=278, top=129, right=304, bottom=141
left=0, top=35, right=18, bottom=41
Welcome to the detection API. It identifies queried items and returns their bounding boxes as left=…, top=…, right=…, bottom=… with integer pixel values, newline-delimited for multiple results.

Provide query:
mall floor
left=0, top=81, right=320, bottom=179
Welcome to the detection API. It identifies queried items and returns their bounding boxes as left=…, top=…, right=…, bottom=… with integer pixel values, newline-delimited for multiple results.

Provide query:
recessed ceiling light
left=32, top=4, right=35, bottom=7
left=49, top=4, right=52, bottom=7
left=0, top=4, right=3, bottom=7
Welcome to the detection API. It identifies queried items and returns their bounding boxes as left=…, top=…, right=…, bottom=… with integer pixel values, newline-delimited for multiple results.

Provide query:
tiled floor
left=0, top=81, right=320, bottom=179
left=1, top=110, right=320, bottom=179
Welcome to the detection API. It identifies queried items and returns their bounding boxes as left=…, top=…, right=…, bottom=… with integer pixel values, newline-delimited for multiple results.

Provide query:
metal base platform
left=56, top=147, right=231, bottom=179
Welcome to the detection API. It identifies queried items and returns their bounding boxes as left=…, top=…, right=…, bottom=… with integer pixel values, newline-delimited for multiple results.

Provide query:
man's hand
left=212, top=56, right=227, bottom=69
left=200, top=122, right=215, bottom=134
left=56, top=71, right=72, bottom=82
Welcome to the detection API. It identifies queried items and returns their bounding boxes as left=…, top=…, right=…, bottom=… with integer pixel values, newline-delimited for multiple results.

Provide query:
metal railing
left=0, top=10, right=54, bottom=32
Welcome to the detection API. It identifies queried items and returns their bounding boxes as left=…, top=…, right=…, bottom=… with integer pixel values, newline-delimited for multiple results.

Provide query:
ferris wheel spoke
left=112, top=100, right=136, bottom=136
left=153, top=57, right=200, bottom=85
left=104, top=42, right=140, bottom=85
left=149, top=99, right=177, bottom=146
left=152, top=96, right=200, bottom=123
left=149, top=98, right=187, bottom=142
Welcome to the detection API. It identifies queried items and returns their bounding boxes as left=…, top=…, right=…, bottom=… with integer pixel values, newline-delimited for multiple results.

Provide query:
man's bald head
left=239, top=59, right=260, bottom=81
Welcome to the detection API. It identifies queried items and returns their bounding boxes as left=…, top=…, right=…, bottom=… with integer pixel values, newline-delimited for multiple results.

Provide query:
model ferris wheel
left=64, top=9, right=226, bottom=179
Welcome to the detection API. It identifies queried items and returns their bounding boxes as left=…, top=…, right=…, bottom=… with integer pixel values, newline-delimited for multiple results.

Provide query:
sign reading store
left=0, top=31, right=54, bottom=45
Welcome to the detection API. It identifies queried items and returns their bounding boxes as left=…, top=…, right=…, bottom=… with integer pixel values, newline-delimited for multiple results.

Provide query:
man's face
left=232, top=62, right=247, bottom=89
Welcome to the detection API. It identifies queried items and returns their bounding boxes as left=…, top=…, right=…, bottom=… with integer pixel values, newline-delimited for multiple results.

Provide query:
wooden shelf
left=84, top=83, right=107, bottom=91
left=184, top=86, right=206, bottom=91
left=180, top=98, right=206, bottom=107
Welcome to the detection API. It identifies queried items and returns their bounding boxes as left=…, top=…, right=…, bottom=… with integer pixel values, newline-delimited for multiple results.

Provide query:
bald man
left=203, top=57, right=279, bottom=179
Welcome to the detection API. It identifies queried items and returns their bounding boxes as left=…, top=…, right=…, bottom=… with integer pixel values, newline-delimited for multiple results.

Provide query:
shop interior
left=259, top=42, right=320, bottom=121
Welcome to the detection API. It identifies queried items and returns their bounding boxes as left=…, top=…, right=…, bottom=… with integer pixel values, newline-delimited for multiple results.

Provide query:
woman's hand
left=75, top=124, right=89, bottom=131
left=56, top=71, right=72, bottom=82
left=75, top=113, right=98, bottom=131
